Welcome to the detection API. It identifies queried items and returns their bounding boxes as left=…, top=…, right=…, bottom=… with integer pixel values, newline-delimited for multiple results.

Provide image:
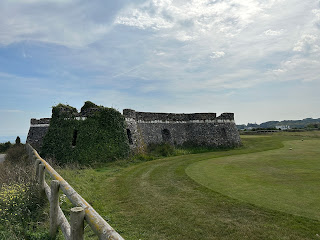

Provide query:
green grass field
left=59, top=132, right=320, bottom=239
left=186, top=138, right=320, bottom=221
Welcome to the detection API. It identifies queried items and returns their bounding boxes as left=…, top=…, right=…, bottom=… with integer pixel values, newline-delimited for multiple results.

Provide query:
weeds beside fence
left=26, top=143, right=124, bottom=240
left=0, top=144, right=50, bottom=239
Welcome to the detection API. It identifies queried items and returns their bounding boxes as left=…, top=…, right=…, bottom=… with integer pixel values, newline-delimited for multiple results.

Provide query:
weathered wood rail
left=26, top=143, right=124, bottom=240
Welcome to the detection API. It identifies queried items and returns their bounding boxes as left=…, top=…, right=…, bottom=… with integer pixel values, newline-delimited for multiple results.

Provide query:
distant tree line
left=306, top=123, right=320, bottom=129
left=237, top=118, right=320, bottom=130
left=0, top=142, right=12, bottom=153
left=0, top=136, right=22, bottom=153
left=249, top=127, right=278, bottom=131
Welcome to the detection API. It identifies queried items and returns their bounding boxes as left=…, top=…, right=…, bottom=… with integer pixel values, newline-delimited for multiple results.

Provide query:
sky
left=0, top=0, right=320, bottom=142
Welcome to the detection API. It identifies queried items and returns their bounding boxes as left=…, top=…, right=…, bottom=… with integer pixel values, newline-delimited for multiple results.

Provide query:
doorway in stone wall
left=72, top=129, right=78, bottom=147
left=161, top=129, right=171, bottom=142
left=126, top=129, right=133, bottom=145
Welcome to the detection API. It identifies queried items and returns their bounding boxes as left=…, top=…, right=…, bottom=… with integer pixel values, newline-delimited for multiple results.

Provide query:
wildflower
left=59, top=194, right=67, bottom=206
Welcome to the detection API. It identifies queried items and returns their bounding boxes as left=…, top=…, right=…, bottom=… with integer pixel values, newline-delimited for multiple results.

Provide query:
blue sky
left=1, top=0, right=320, bottom=142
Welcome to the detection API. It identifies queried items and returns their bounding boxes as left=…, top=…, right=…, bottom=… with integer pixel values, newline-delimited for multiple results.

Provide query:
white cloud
left=264, top=29, right=284, bottom=36
left=114, top=6, right=174, bottom=30
left=115, top=0, right=277, bottom=42
left=0, top=1, right=116, bottom=47
left=0, top=109, right=24, bottom=113
left=210, top=51, right=225, bottom=59
left=110, top=0, right=320, bottom=94
left=154, top=50, right=166, bottom=56
left=269, top=57, right=320, bottom=83
left=293, top=34, right=320, bottom=53
left=312, top=9, right=320, bottom=20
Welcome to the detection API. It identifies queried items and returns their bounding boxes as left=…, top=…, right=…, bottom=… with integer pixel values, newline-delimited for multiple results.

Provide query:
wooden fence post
left=34, top=159, right=41, bottom=179
left=50, top=180, right=60, bottom=239
left=26, top=144, right=30, bottom=157
left=38, top=163, right=45, bottom=194
left=70, top=207, right=85, bottom=240
left=29, top=148, right=33, bottom=159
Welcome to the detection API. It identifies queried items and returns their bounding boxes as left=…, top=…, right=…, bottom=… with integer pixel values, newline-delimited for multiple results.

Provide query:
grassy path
left=60, top=133, right=320, bottom=239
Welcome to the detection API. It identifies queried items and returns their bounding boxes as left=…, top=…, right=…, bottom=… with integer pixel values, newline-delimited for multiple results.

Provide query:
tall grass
left=0, top=145, right=50, bottom=239
left=133, top=142, right=235, bottom=161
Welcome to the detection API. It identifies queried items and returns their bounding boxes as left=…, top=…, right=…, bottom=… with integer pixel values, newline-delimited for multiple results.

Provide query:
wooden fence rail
left=26, top=144, right=124, bottom=240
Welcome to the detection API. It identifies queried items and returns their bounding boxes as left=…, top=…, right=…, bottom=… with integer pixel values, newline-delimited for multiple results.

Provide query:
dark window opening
left=162, top=129, right=171, bottom=142
left=221, top=128, right=227, bottom=138
left=127, top=129, right=133, bottom=145
left=72, top=130, right=78, bottom=146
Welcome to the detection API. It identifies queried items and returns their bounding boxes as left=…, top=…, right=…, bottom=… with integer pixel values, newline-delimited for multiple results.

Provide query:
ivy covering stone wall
left=41, top=102, right=129, bottom=164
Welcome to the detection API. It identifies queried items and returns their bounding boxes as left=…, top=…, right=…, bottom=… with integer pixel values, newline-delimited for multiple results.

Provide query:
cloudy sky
left=1, top=0, right=320, bottom=142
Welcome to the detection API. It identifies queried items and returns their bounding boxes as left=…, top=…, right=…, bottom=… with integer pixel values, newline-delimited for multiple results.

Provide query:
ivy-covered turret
left=28, top=102, right=130, bottom=164
left=79, top=101, right=102, bottom=117
left=52, top=104, right=78, bottom=119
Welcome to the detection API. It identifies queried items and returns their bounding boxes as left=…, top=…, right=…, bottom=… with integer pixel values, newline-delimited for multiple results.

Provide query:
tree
left=15, top=136, right=21, bottom=145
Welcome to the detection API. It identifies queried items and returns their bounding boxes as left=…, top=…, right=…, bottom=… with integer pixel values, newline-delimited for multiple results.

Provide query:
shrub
left=0, top=141, right=12, bottom=153
left=0, top=145, right=49, bottom=239
left=147, top=143, right=175, bottom=157
left=5, top=144, right=28, bottom=165
left=80, top=101, right=99, bottom=112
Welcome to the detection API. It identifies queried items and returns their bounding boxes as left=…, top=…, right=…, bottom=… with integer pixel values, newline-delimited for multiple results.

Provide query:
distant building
left=275, top=125, right=291, bottom=130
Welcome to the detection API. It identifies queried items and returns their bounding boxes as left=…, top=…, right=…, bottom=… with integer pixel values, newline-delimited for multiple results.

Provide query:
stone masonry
left=123, top=109, right=241, bottom=151
left=27, top=108, right=241, bottom=152
left=27, top=118, right=51, bottom=151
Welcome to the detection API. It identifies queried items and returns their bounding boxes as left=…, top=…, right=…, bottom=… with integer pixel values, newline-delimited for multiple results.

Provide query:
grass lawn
left=58, top=132, right=320, bottom=239
left=186, top=138, right=320, bottom=221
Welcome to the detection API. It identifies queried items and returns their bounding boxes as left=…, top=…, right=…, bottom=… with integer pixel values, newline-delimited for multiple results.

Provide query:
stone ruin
left=27, top=107, right=242, bottom=152
left=124, top=109, right=241, bottom=151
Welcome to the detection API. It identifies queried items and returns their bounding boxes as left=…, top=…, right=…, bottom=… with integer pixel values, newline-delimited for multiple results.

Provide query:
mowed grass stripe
left=186, top=139, right=320, bottom=221
left=59, top=134, right=320, bottom=239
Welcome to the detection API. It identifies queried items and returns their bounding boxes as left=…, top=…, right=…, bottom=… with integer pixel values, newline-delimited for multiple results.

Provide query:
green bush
left=80, top=100, right=99, bottom=112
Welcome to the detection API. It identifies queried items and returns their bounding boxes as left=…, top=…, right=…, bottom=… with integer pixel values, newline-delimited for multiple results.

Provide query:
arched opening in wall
left=162, top=129, right=171, bottom=142
left=72, top=130, right=78, bottom=147
left=126, top=129, right=133, bottom=145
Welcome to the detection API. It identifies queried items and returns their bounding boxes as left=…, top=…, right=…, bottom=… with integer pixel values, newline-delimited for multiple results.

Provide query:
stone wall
left=27, top=108, right=242, bottom=152
left=123, top=109, right=241, bottom=151
left=27, top=118, right=50, bottom=151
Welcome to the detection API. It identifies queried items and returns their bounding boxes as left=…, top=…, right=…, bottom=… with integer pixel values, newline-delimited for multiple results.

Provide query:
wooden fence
left=26, top=144, right=124, bottom=240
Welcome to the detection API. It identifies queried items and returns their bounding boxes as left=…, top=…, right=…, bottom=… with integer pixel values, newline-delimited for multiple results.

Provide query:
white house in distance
left=275, top=125, right=291, bottom=130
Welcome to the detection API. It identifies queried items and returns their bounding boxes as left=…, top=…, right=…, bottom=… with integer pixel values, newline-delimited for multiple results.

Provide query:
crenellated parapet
left=123, top=109, right=234, bottom=123
left=30, top=118, right=51, bottom=126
